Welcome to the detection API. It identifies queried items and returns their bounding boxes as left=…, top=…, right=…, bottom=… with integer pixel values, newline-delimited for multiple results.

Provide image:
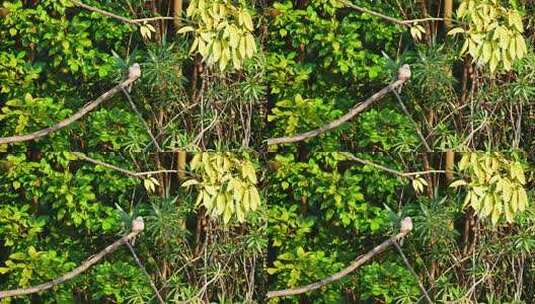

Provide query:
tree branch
left=0, top=217, right=145, bottom=299
left=266, top=65, right=411, bottom=145
left=0, top=64, right=141, bottom=145
left=71, top=0, right=176, bottom=24
left=125, top=242, right=165, bottom=304
left=73, top=152, right=180, bottom=178
left=393, top=241, right=433, bottom=304
left=339, top=0, right=447, bottom=26
left=342, top=153, right=448, bottom=179
left=121, top=88, right=162, bottom=152
left=266, top=217, right=413, bottom=299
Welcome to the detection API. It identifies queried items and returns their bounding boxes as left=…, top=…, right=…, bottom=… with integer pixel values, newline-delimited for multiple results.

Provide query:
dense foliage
left=0, top=0, right=533, bottom=303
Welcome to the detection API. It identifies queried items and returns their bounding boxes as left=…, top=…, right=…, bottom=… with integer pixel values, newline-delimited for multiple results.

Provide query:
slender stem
left=393, top=241, right=433, bottom=304
left=342, top=153, right=448, bottom=179
left=125, top=242, right=165, bottom=304
left=71, top=0, right=177, bottom=24
left=73, top=152, right=180, bottom=178
left=392, top=90, right=432, bottom=152
left=121, top=88, right=162, bottom=152
left=339, top=0, right=449, bottom=27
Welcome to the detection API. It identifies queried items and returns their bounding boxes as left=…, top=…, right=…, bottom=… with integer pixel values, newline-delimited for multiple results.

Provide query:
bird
left=394, top=64, right=411, bottom=94
left=126, top=63, right=141, bottom=93
left=400, top=217, right=413, bottom=234
left=398, top=217, right=412, bottom=246
left=398, top=64, right=411, bottom=82
left=132, top=216, right=144, bottom=233
left=130, top=216, right=144, bottom=246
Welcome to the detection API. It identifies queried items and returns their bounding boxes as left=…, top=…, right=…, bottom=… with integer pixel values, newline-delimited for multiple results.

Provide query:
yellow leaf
left=448, top=27, right=465, bottom=36
left=517, top=187, right=528, bottom=211
left=450, top=180, right=467, bottom=188
left=249, top=186, right=260, bottom=211
left=177, top=26, right=195, bottom=34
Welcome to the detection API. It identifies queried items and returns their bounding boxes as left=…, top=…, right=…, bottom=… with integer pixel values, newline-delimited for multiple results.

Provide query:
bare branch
left=339, top=0, right=447, bottom=26
left=71, top=0, right=175, bottom=24
left=0, top=217, right=145, bottom=299
left=125, top=242, right=165, bottom=304
left=393, top=241, right=433, bottom=304
left=121, top=88, right=162, bottom=152
left=266, top=217, right=413, bottom=299
left=73, top=152, right=180, bottom=178
left=266, top=65, right=411, bottom=145
left=0, top=64, right=141, bottom=145
left=342, top=153, right=448, bottom=179
left=392, top=90, right=432, bottom=152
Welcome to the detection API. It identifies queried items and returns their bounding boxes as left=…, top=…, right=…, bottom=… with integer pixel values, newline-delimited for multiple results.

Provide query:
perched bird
left=126, top=63, right=141, bottom=93
left=132, top=216, right=145, bottom=233
left=400, top=217, right=413, bottom=234
left=130, top=216, right=144, bottom=245
left=398, top=64, right=411, bottom=82
left=399, top=217, right=412, bottom=246
left=394, top=64, right=411, bottom=94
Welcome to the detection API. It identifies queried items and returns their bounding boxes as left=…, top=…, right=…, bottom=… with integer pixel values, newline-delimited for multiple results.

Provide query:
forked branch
left=0, top=217, right=145, bottom=299
left=266, top=65, right=411, bottom=145
left=266, top=217, right=413, bottom=298
left=0, top=64, right=141, bottom=145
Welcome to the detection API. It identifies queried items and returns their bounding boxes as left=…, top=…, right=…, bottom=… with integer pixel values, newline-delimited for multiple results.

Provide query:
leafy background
left=0, top=0, right=534, bottom=303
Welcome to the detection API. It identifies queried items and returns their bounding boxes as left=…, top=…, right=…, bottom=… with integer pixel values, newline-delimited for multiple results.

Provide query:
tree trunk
left=173, top=0, right=182, bottom=28
left=444, top=0, right=453, bottom=29
left=445, top=150, right=454, bottom=182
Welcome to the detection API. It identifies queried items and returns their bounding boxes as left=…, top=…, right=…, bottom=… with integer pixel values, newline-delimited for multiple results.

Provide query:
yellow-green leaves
left=180, top=0, right=257, bottom=71
left=409, top=24, right=426, bottom=41
left=412, top=175, right=428, bottom=194
left=143, top=176, right=160, bottom=193
left=451, top=153, right=529, bottom=225
left=448, top=0, right=527, bottom=73
left=139, top=22, right=156, bottom=40
left=182, top=153, right=261, bottom=224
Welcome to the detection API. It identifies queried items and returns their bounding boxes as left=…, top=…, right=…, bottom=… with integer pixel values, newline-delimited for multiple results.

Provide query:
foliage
left=180, top=0, right=257, bottom=70
left=451, top=152, right=529, bottom=225
left=0, top=0, right=533, bottom=303
left=449, top=0, right=527, bottom=72
left=182, top=152, right=261, bottom=224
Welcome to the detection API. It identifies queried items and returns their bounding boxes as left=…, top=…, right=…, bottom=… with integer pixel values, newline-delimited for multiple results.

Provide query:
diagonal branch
left=0, top=64, right=141, bottom=145
left=0, top=217, right=145, bottom=299
left=266, top=217, right=413, bottom=299
left=266, top=65, right=411, bottom=145
left=125, top=242, right=165, bottom=304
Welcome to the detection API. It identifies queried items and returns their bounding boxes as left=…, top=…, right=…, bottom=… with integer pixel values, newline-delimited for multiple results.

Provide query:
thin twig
left=392, top=90, right=432, bottom=152
left=125, top=242, right=165, bottom=304
left=71, top=0, right=176, bottom=24
left=342, top=153, right=448, bottom=179
left=393, top=241, right=433, bottom=304
left=266, top=65, right=411, bottom=145
left=73, top=152, right=180, bottom=178
left=0, top=218, right=145, bottom=299
left=266, top=218, right=413, bottom=299
left=0, top=64, right=141, bottom=145
left=339, top=0, right=448, bottom=26
left=121, top=88, right=162, bottom=152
